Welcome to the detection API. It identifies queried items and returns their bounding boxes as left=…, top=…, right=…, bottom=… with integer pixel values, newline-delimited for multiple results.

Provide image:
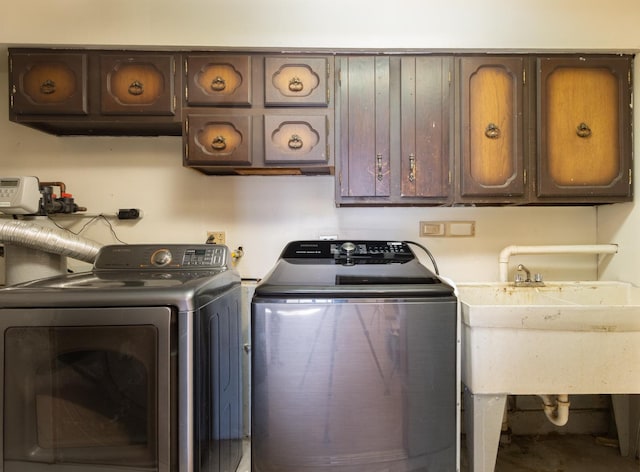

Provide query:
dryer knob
left=151, top=249, right=172, bottom=266
left=340, top=242, right=357, bottom=256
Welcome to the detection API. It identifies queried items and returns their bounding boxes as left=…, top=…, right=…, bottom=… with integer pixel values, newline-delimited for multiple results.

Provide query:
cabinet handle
left=576, top=122, right=592, bottom=138
left=485, top=123, right=501, bottom=139
left=409, top=153, right=416, bottom=183
left=211, top=135, right=227, bottom=150
left=288, top=76, right=304, bottom=92
left=211, top=76, right=226, bottom=92
left=128, top=80, right=144, bottom=96
left=376, top=153, right=383, bottom=181
left=39, top=79, right=56, bottom=95
left=288, top=134, right=303, bottom=150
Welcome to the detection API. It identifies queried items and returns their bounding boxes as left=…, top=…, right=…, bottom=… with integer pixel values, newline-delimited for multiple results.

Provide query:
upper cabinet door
left=264, top=57, right=329, bottom=106
left=337, top=56, right=391, bottom=199
left=100, top=54, right=176, bottom=115
left=459, top=56, right=526, bottom=200
left=186, top=55, right=252, bottom=106
left=400, top=56, right=452, bottom=202
left=10, top=52, right=88, bottom=115
left=537, top=56, right=632, bottom=199
left=184, top=114, right=252, bottom=166
left=264, top=115, right=329, bottom=164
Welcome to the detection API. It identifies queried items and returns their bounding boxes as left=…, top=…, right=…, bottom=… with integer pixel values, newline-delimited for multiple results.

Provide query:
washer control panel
left=331, top=241, right=412, bottom=258
left=282, top=240, right=415, bottom=262
left=95, top=244, right=229, bottom=270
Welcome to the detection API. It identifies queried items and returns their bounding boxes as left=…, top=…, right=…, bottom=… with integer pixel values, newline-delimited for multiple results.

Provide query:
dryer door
left=0, top=306, right=174, bottom=472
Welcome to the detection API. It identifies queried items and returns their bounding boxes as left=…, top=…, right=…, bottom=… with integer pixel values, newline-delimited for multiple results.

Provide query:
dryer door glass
left=3, top=325, right=159, bottom=471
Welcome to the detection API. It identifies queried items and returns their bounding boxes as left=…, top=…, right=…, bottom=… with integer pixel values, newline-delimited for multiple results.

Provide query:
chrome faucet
left=514, top=264, right=544, bottom=286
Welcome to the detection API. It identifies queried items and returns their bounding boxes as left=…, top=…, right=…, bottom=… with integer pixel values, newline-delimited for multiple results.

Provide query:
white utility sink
left=458, top=281, right=640, bottom=394
left=458, top=281, right=640, bottom=472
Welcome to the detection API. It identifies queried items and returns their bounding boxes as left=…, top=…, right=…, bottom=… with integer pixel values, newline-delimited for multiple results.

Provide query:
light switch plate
left=420, top=220, right=475, bottom=237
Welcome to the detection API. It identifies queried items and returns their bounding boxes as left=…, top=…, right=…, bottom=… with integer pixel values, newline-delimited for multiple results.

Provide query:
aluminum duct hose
left=0, top=219, right=102, bottom=263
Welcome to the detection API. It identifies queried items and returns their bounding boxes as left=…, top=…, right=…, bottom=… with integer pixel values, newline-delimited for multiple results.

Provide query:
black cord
left=404, top=240, right=440, bottom=275
left=47, top=214, right=127, bottom=244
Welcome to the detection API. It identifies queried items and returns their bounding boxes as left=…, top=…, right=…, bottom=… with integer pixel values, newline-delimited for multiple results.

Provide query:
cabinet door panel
left=401, top=56, right=451, bottom=200
left=101, top=54, right=176, bottom=115
left=265, top=115, right=328, bottom=164
left=10, top=53, right=88, bottom=115
left=185, top=114, right=251, bottom=166
left=265, top=57, right=328, bottom=106
left=460, top=57, right=525, bottom=198
left=186, top=55, right=251, bottom=106
left=538, top=57, right=631, bottom=198
left=339, top=56, right=390, bottom=198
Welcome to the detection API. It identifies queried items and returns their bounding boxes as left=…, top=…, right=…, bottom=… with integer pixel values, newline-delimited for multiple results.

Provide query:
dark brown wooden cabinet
left=100, top=54, right=176, bottom=116
left=185, top=55, right=252, bottom=106
left=458, top=56, right=528, bottom=204
left=6, top=47, right=633, bottom=202
left=336, top=55, right=452, bottom=205
left=185, top=114, right=252, bottom=166
left=537, top=56, right=632, bottom=202
left=183, top=54, right=333, bottom=175
left=400, top=56, right=452, bottom=202
left=9, top=49, right=182, bottom=135
left=9, top=52, right=88, bottom=116
left=337, top=56, right=391, bottom=200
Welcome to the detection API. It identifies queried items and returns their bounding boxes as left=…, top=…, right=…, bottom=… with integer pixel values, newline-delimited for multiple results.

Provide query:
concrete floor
left=239, top=434, right=640, bottom=471
left=464, top=434, right=639, bottom=472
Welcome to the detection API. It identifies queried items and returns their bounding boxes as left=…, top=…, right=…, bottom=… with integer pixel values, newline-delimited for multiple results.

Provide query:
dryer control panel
left=94, top=244, right=229, bottom=270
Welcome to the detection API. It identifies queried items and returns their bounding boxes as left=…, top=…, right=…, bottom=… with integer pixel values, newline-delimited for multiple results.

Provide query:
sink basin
left=457, top=281, right=640, bottom=394
left=459, top=281, right=640, bottom=332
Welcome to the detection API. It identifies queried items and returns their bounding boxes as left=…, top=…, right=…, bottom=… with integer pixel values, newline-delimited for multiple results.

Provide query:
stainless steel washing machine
left=251, top=240, right=458, bottom=472
left=0, top=244, right=243, bottom=472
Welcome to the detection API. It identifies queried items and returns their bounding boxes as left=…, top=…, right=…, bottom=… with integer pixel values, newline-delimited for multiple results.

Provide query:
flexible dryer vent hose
left=0, top=219, right=102, bottom=263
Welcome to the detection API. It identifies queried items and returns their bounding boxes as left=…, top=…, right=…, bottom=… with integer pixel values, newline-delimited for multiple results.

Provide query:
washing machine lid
left=255, top=240, right=454, bottom=298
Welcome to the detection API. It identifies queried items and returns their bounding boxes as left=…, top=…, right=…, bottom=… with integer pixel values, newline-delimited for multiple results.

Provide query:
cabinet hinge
left=184, top=58, right=188, bottom=75
left=448, top=170, right=452, bottom=184
left=523, top=69, right=526, bottom=85
left=523, top=169, right=527, bottom=185
left=629, top=169, right=633, bottom=186
left=185, top=86, right=188, bottom=102
left=326, top=115, right=330, bottom=158
left=173, top=95, right=177, bottom=110
left=326, top=60, right=331, bottom=101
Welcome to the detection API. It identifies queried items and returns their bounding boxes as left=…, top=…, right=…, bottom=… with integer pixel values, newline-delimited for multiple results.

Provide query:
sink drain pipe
left=538, top=394, right=571, bottom=426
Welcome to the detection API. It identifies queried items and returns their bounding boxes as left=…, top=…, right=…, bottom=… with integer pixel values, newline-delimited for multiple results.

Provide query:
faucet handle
left=515, top=273, right=524, bottom=283
left=534, top=273, right=543, bottom=283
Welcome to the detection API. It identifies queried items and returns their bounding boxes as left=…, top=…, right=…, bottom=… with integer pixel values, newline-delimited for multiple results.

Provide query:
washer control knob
left=151, top=248, right=172, bottom=266
left=340, top=241, right=357, bottom=256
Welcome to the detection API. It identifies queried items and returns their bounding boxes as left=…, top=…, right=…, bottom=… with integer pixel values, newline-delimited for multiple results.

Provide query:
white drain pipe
left=498, top=244, right=619, bottom=282
left=538, top=394, right=571, bottom=426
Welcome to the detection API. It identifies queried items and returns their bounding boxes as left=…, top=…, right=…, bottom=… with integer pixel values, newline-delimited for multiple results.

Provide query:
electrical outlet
left=206, top=231, right=226, bottom=245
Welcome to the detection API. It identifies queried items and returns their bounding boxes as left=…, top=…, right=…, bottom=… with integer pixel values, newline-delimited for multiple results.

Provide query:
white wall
left=2, top=0, right=639, bottom=283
